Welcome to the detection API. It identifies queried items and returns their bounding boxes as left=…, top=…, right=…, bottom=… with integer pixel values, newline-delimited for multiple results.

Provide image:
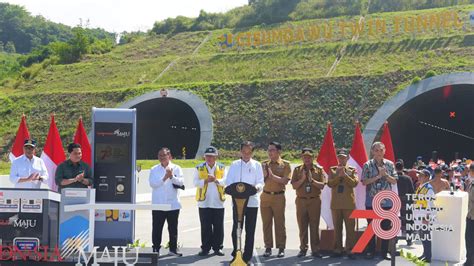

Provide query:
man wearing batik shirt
left=361, top=142, right=398, bottom=260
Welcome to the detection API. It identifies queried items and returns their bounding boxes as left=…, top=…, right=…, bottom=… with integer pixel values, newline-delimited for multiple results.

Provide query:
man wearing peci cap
left=10, top=139, right=48, bottom=189
left=261, top=141, right=291, bottom=258
left=291, top=148, right=326, bottom=258
left=327, top=148, right=358, bottom=259
left=225, top=141, right=264, bottom=264
left=193, top=146, right=226, bottom=256
left=149, top=147, right=184, bottom=257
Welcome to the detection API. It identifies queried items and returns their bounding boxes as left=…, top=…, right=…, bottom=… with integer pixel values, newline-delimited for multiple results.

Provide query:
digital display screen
left=95, top=143, right=129, bottom=163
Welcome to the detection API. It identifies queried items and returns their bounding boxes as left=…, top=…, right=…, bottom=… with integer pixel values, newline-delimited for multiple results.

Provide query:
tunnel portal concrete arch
left=363, top=72, right=474, bottom=165
left=119, top=90, right=213, bottom=159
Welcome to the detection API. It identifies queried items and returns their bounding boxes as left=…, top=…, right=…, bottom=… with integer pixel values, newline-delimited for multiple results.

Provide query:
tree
left=68, top=27, right=90, bottom=61
left=4, top=41, right=16, bottom=53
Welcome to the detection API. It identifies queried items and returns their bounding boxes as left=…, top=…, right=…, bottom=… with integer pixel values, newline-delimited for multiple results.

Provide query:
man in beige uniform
left=291, top=148, right=326, bottom=258
left=261, top=142, right=291, bottom=258
left=327, top=148, right=358, bottom=259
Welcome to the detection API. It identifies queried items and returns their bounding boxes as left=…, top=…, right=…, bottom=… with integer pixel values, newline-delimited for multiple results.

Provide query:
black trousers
left=232, top=206, right=258, bottom=262
left=466, top=218, right=474, bottom=266
left=365, top=206, right=391, bottom=255
left=152, top=210, right=179, bottom=252
left=421, top=228, right=431, bottom=260
left=199, top=207, right=224, bottom=252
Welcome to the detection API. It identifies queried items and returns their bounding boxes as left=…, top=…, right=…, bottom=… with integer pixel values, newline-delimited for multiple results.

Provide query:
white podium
left=432, top=191, right=468, bottom=262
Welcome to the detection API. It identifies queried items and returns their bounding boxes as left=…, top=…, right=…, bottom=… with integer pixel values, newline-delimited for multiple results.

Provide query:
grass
left=0, top=5, right=473, bottom=158
left=137, top=159, right=235, bottom=170
left=0, top=52, right=22, bottom=82
left=0, top=156, right=303, bottom=175
left=2, top=4, right=473, bottom=94
left=0, top=159, right=234, bottom=175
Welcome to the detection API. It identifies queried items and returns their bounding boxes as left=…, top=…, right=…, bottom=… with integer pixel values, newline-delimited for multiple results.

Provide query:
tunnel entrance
left=119, top=90, right=213, bottom=160
left=363, top=73, right=474, bottom=167
left=388, top=84, right=474, bottom=166
left=132, top=98, right=200, bottom=159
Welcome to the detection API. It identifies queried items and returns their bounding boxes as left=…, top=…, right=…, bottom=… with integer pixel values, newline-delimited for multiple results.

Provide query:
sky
left=2, top=0, right=248, bottom=32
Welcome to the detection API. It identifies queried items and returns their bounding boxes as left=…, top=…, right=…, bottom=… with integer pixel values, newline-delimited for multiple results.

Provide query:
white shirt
left=10, top=154, right=48, bottom=189
left=193, top=163, right=227, bottom=209
left=149, top=161, right=184, bottom=211
left=225, top=159, right=264, bottom=208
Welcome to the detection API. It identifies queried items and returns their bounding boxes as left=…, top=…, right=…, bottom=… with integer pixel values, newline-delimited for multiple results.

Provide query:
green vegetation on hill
left=151, top=0, right=473, bottom=35
left=0, top=52, right=21, bottom=81
left=6, top=5, right=472, bottom=93
left=0, top=3, right=114, bottom=54
left=0, top=3, right=473, bottom=160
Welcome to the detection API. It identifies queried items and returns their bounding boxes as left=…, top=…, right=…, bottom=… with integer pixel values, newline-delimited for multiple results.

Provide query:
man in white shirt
left=149, top=147, right=184, bottom=257
left=193, top=146, right=226, bottom=256
left=10, top=139, right=48, bottom=189
left=225, top=141, right=264, bottom=263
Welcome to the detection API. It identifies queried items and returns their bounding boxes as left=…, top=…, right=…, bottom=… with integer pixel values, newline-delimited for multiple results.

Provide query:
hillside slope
left=0, top=5, right=473, bottom=156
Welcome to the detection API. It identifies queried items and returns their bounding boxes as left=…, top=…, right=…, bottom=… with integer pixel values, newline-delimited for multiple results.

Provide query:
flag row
left=9, top=114, right=91, bottom=191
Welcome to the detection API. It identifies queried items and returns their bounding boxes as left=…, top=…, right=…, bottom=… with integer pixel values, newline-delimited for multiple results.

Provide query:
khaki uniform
left=291, top=163, right=326, bottom=252
left=260, top=158, right=291, bottom=249
left=327, top=165, right=358, bottom=254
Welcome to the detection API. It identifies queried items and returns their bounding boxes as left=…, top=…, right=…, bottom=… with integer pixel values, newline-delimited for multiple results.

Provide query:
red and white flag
left=348, top=122, right=368, bottom=210
left=41, top=115, right=66, bottom=191
left=317, top=122, right=338, bottom=229
left=380, top=121, right=398, bottom=194
left=9, top=115, right=30, bottom=162
left=73, top=117, right=91, bottom=166
left=381, top=121, right=395, bottom=162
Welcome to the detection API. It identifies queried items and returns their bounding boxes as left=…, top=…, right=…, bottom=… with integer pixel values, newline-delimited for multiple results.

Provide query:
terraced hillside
left=0, top=4, right=473, bottom=157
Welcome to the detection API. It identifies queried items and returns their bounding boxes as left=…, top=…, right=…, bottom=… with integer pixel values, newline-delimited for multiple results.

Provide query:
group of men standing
left=13, top=136, right=474, bottom=265
left=149, top=140, right=402, bottom=264
left=10, top=138, right=92, bottom=190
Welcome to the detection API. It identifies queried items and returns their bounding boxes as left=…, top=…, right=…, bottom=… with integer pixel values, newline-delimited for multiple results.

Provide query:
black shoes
left=312, top=252, right=323, bottom=258
left=214, top=249, right=225, bottom=256
left=152, top=247, right=160, bottom=257
left=200, top=249, right=224, bottom=256
left=277, top=248, right=285, bottom=258
left=198, top=250, right=209, bottom=256
left=331, top=252, right=342, bottom=258
left=263, top=248, right=272, bottom=257
left=168, top=249, right=183, bottom=257
left=297, top=250, right=307, bottom=257
left=263, top=248, right=284, bottom=258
